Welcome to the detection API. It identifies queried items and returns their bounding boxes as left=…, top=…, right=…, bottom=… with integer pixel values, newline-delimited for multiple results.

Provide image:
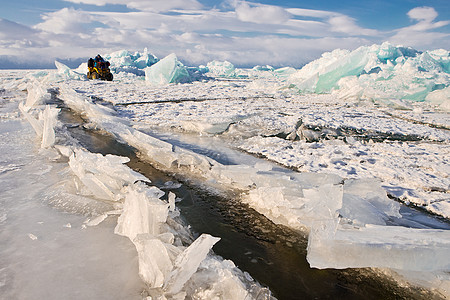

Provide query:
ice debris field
left=1, top=42, right=450, bottom=299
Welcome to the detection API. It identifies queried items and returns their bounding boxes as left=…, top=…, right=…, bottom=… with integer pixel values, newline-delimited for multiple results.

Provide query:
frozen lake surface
left=0, top=54, right=449, bottom=300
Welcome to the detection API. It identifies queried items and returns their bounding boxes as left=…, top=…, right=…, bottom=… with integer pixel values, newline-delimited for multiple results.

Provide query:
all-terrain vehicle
left=87, top=56, right=113, bottom=81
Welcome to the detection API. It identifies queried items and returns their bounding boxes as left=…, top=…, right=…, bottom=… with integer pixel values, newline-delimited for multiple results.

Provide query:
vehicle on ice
left=87, top=54, right=113, bottom=81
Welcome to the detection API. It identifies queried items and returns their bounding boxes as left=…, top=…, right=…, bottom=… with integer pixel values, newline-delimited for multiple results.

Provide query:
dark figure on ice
left=87, top=54, right=113, bottom=81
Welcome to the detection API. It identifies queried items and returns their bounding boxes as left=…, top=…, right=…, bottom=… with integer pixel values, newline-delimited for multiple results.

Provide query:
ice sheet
left=10, top=61, right=449, bottom=297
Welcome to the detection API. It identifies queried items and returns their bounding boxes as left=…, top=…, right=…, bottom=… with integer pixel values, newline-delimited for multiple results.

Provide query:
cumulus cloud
left=390, top=6, right=450, bottom=48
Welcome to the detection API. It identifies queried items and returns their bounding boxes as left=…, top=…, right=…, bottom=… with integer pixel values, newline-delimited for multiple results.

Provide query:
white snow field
left=0, top=42, right=449, bottom=298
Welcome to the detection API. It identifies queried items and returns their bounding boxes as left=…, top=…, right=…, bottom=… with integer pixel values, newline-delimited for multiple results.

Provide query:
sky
left=0, top=0, right=449, bottom=68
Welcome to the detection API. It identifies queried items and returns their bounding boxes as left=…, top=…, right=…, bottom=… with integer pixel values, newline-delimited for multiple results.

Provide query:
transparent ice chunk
left=145, top=53, right=190, bottom=84
left=163, top=234, right=220, bottom=295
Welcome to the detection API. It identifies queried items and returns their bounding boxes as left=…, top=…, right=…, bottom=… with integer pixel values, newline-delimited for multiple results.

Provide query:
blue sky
left=0, top=0, right=449, bottom=68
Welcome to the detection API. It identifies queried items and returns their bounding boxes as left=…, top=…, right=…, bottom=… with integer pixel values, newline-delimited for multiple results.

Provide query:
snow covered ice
left=1, top=41, right=450, bottom=298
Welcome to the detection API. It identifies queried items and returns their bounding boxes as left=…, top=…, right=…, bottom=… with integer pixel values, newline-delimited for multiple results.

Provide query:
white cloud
left=407, top=6, right=438, bottom=22
left=286, top=8, right=335, bottom=19
left=2, top=2, right=448, bottom=68
left=128, top=0, right=203, bottom=12
left=390, top=7, right=450, bottom=49
left=235, top=1, right=292, bottom=24
left=63, top=0, right=203, bottom=12
left=328, top=15, right=379, bottom=36
left=33, top=7, right=94, bottom=35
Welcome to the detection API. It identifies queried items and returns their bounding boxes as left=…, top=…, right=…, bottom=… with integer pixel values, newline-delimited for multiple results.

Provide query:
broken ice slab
left=19, top=102, right=44, bottom=136
left=115, top=184, right=169, bottom=240
left=245, top=183, right=343, bottom=230
left=68, top=149, right=149, bottom=201
left=307, top=220, right=450, bottom=271
left=54, top=61, right=87, bottom=81
left=164, top=234, right=220, bottom=295
left=41, top=105, right=59, bottom=148
left=340, top=179, right=401, bottom=226
left=187, top=257, right=256, bottom=299
left=133, top=234, right=178, bottom=288
left=145, top=53, right=190, bottom=84
left=25, top=82, right=50, bottom=108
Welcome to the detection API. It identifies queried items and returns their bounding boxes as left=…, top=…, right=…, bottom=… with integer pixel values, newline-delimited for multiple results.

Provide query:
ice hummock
left=145, top=53, right=191, bottom=85
left=206, top=60, right=236, bottom=77
left=107, top=48, right=159, bottom=74
left=288, top=42, right=450, bottom=111
left=50, top=42, right=449, bottom=110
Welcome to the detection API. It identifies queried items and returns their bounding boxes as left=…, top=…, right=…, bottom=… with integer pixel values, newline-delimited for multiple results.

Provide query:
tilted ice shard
left=41, top=105, right=59, bottom=148
left=18, top=83, right=52, bottom=136
left=133, top=234, right=176, bottom=288
left=54, top=61, right=86, bottom=81
left=163, top=234, right=221, bottom=295
left=18, top=102, right=43, bottom=136
left=25, top=81, right=49, bottom=108
left=145, top=53, right=190, bottom=84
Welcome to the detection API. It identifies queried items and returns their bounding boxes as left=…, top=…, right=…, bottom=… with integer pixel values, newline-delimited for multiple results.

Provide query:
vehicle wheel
left=106, top=73, right=113, bottom=81
left=91, top=72, right=98, bottom=79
